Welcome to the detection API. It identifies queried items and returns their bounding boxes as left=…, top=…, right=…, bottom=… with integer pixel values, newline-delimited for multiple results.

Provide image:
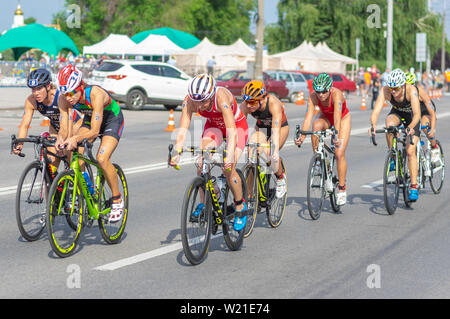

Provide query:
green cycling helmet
left=312, top=73, right=333, bottom=92
left=405, top=72, right=417, bottom=85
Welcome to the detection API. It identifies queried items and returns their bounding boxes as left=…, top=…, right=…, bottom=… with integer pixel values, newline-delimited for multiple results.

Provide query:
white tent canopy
left=268, top=41, right=356, bottom=73
left=173, top=37, right=269, bottom=76
left=125, top=34, right=184, bottom=56
left=83, top=34, right=136, bottom=57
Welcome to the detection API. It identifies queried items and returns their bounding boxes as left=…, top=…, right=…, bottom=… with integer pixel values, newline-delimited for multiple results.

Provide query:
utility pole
left=386, top=0, right=393, bottom=71
left=442, top=0, right=447, bottom=74
left=254, top=0, right=264, bottom=81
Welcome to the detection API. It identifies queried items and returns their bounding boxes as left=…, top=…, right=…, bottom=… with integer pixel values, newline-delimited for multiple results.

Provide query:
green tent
left=0, top=23, right=79, bottom=60
left=131, top=27, right=200, bottom=49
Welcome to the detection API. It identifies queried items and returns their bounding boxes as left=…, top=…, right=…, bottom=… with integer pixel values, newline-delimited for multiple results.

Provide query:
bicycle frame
left=247, top=142, right=271, bottom=203
left=65, top=150, right=110, bottom=221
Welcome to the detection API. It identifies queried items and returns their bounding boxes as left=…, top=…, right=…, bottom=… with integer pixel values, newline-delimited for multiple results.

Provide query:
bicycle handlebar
left=11, top=134, right=56, bottom=157
left=370, top=126, right=413, bottom=146
left=295, top=125, right=338, bottom=148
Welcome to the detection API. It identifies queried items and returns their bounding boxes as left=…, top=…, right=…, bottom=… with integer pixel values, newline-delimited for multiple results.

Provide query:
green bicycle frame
left=64, top=151, right=111, bottom=220
left=206, top=179, right=224, bottom=225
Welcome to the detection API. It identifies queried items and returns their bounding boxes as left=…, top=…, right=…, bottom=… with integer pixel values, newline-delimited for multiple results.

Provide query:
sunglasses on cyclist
left=389, top=86, right=402, bottom=92
left=315, top=89, right=329, bottom=95
left=63, top=88, right=81, bottom=97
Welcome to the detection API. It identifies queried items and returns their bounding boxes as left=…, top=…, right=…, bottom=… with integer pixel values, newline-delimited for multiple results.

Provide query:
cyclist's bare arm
left=302, top=93, right=317, bottom=131
left=370, top=86, right=388, bottom=130
left=407, top=84, right=421, bottom=130
left=332, top=89, right=344, bottom=133
left=174, top=96, right=194, bottom=153
left=13, top=96, right=35, bottom=154
left=56, top=95, right=72, bottom=148
left=216, top=89, right=237, bottom=164
left=418, top=86, right=437, bottom=131
left=268, top=94, right=283, bottom=152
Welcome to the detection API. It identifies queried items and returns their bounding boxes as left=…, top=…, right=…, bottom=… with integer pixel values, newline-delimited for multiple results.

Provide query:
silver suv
left=266, top=71, right=309, bottom=103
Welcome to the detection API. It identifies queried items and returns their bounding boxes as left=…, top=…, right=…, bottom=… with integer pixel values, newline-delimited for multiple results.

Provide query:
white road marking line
left=361, top=179, right=383, bottom=189
left=94, top=234, right=222, bottom=271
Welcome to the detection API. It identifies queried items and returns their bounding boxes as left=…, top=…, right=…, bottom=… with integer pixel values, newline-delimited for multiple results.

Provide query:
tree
left=265, top=0, right=446, bottom=70
left=53, top=0, right=256, bottom=51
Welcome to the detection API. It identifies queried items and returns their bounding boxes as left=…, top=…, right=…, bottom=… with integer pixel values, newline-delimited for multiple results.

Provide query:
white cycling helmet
left=387, top=68, right=406, bottom=88
left=188, top=73, right=216, bottom=101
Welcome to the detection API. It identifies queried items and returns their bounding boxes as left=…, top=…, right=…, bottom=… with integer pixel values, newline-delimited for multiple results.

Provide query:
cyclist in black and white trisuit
left=12, top=68, right=83, bottom=177
left=369, top=69, right=421, bottom=201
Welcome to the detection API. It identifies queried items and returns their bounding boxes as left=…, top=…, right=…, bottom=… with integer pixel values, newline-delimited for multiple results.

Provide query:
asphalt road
left=0, top=93, right=449, bottom=300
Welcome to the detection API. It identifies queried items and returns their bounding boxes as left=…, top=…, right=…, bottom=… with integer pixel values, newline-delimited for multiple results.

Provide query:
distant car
left=266, top=71, right=310, bottom=103
left=90, top=60, right=191, bottom=111
left=216, top=70, right=289, bottom=100
left=329, top=73, right=357, bottom=94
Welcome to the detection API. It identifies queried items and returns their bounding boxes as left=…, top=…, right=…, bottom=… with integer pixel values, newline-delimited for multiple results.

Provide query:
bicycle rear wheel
left=181, top=176, right=212, bottom=265
left=46, top=170, right=84, bottom=258
left=307, top=153, right=325, bottom=220
left=223, top=168, right=246, bottom=251
left=243, top=164, right=258, bottom=238
left=430, top=140, right=445, bottom=194
left=16, top=160, right=49, bottom=241
left=98, top=164, right=129, bottom=244
left=383, top=151, right=400, bottom=215
left=266, top=158, right=287, bottom=228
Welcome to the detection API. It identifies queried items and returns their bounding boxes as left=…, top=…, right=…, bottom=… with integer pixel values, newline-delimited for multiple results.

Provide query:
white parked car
left=90, top=60, right=191, bottom=110
left=266, top=71, right=309, bottom=103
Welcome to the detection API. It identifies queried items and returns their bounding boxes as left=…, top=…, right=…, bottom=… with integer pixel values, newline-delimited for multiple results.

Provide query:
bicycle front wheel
left=307, top=153, right=325, bottom=220
left=46, top=170, right=84, bottom=258
left=223, top=168, right=246, bottom=251
left=16, top=161, right=49, bottom=241
left=98, top=164, right=129, bottom=244
left=181, top=176, right=212, bottom=265
left=329, top=156, right=341, bottom=213
left=430, top=140, right=445, bottom=194
left=243, top=163, right=258, bottom=238
left=266, top=158, right=287, bottom=228
left=383, top=151, right=400, bottom=215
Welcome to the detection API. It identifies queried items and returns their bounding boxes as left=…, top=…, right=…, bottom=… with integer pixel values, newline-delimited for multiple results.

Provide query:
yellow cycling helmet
left=405, top=72, right=417, bottom=85
left=242, top=80, right=267, bottom=103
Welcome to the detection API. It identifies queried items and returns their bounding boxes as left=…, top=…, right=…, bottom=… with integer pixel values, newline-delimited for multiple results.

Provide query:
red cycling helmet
left=57, top=64, right=82, bottom=94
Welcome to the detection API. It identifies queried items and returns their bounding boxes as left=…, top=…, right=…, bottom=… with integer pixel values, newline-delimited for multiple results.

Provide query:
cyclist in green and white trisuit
left=55, top=64, right=125, bottom=222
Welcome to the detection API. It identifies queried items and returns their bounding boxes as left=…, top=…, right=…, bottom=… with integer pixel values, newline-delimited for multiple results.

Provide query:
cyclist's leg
left=406, top=125, right=420, bottom=186
left=421, top=114, right=437, bottom=147
left=274, top=125, right=289, bottom=177
left=335, top=114, right=351, bottom=188
left=48, top=125, right=60, bottom=176
left=96, top=136, right=120, bottom=198
left=385, top=112, right=401, bottom=148
left=311, top=115, right=331, bottom=151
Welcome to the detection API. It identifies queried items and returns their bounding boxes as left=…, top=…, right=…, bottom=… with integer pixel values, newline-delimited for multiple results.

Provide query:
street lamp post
left=254, top=0, right=264, bottom=81
left=386, top=0, right=393, bottom=71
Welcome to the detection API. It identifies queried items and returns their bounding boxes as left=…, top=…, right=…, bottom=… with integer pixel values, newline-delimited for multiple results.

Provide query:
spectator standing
left=207, top=56, right=216, bottom=75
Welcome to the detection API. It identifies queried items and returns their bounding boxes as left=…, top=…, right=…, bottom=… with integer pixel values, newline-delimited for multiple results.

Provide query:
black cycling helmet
left=27, top=68, right=51, bottom=88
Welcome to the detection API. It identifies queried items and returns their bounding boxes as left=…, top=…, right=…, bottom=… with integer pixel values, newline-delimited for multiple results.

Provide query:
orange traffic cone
left=164, top=110, right=176, bottom=132
left=40, top=117, right=50, bottom=127
left=296, top=91, right=305, bottom=105
left=314, top=105, right=320, bottom=115
left=360, top=97, right=367, bottom=110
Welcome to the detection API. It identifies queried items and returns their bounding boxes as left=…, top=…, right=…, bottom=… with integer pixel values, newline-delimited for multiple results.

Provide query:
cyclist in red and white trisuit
left=169, top=74, right=249, bottom=231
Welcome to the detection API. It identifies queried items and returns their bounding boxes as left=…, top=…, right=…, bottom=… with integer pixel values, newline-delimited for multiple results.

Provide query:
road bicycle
left=416, top=124, right=445, bottom=194
left=295, top=125, right=341, bottom=220
left=371, top=125, right=414, bottom=214
left=46, top=139, right=128, bottom=257
left=11, top=133, right=74, bottom=241
left=242, top=141, right=287, bottom=238
left=168, top=143, right=249, bottom=265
